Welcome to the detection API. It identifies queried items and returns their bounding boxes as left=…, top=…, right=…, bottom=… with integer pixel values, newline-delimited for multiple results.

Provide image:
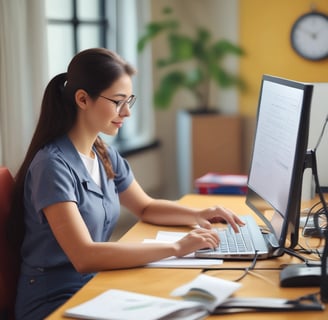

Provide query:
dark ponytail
left=32, top=73, right=73, bottom=147
left=8, top=48, right=136, bottom=249
left=7, top=72, right=70, bottom=250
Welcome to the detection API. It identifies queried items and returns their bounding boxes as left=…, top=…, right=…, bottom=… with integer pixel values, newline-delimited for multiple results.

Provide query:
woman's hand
left=195, top=206, right=245, bottom=232
left=174, top=228, right=219, bottom=257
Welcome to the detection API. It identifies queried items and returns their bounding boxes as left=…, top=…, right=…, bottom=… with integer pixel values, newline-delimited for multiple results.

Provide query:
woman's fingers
left=175, top=228, right=219, bottom=257
left=190, top=228, right=219, bottom=248
left=204, top=206, right=245, bottom=233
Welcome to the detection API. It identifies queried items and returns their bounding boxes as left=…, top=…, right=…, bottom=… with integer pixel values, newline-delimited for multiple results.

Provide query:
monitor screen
left=246, top=75, right=313, bottom=249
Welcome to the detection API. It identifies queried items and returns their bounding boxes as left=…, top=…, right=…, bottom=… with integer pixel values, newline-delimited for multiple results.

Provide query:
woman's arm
left=43, top=201, right=219, bottom=273
left=119, top=180, right=245, bottom=231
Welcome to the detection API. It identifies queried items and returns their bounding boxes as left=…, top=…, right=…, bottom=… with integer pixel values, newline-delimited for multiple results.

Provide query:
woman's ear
left=75, top=89, right=89, bottom=110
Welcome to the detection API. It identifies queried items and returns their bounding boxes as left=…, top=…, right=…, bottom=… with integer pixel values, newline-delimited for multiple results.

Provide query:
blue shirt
left=21, top=135, right=134, bottom=269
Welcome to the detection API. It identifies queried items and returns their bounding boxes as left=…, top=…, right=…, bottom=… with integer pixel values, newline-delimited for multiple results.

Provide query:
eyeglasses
left=99, top=94, right=136, bottom=113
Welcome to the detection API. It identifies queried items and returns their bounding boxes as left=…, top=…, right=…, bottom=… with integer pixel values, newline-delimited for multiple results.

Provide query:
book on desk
left=64, top=274, right=324, bottom=320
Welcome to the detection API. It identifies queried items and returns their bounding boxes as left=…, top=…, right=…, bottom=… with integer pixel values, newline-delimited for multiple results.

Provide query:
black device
left=280, top=264, right=321, bottom=287
left=246, top=75, right=313, bottom=253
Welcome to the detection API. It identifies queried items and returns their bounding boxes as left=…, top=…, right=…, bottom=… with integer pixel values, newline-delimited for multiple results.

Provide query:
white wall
left=302, top=83, right=328, bottom=200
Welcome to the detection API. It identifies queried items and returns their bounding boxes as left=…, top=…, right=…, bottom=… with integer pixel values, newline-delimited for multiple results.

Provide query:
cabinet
left=177, top=110, right=243, bottom=195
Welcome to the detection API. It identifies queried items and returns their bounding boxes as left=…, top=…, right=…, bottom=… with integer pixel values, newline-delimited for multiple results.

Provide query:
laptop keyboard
left=216, top=225, right=255, bottom=253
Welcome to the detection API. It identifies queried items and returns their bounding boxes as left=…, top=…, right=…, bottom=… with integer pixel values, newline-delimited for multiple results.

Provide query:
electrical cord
left=283, top=247, right=308, bottom=263
left=313, top=207, right=328, bottom=235
left=314, top=114, right=328, bottom=152
left=293, top=242, right=323, bottom=257
left=302, top=199, right=328, bottom=239
left=247, top=270, right=277, bottom=286
left=282, top=243, right=324, bottom=266
left=233, top=250, right=259, bottom=282
left=201, top=250, right=261, bottom=283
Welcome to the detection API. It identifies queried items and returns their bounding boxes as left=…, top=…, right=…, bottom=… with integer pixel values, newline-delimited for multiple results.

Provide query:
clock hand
left=299, top=27, right=319, bottom=39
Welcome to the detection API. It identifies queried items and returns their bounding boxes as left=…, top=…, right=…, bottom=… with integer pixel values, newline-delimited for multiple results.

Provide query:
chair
left=0, top=167, right=18, bottom=320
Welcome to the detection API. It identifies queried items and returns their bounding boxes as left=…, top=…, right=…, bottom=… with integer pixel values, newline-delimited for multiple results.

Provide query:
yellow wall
left=239, top=0, right=328, bottom=116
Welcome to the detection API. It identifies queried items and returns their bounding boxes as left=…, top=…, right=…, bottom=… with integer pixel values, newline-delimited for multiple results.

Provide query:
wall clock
left=290, top=11, right=328, bottom=61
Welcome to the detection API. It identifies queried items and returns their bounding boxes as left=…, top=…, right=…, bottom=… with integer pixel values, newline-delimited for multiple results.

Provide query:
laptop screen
left=246, top=75, right=313, bottom=249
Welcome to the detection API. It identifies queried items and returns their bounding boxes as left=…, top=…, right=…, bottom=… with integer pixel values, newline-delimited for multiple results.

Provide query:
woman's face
left=80, top=74, right=134, bottom=136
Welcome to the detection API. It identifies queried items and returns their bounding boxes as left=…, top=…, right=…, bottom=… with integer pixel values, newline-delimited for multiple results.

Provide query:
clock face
left=291, top=12, right=328, bottom=61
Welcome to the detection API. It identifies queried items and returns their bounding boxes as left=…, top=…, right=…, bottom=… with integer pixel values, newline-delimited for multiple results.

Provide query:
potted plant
left=137, top=6, right=246, bottom=113
left=138, top=6, right=246, bottom=195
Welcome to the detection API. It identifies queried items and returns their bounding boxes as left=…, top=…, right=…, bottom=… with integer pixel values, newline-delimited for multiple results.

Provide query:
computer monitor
left=246, top=75, right=313, bottom=249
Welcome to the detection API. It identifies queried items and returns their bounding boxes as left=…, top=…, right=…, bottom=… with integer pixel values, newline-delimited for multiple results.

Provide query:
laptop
left=195, top=214, right=281, bottom=260
left=195, top=75, right=313, bottom=260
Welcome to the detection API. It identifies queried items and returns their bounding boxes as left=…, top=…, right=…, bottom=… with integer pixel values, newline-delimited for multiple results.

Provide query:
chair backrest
left=0, top=167, right=18, bottom=320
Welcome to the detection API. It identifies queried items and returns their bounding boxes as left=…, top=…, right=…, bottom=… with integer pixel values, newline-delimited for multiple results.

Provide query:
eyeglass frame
left=99, top=94, right=136, bottom=113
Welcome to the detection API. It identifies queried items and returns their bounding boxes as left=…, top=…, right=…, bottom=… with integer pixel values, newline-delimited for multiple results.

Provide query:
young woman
left=10, top=48, right=244, bottom=319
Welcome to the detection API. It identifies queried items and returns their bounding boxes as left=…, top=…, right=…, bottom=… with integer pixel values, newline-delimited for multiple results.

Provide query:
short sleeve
left=107, top=146, right=134, bottom=193
left=27, top=155, right=78, bottom=213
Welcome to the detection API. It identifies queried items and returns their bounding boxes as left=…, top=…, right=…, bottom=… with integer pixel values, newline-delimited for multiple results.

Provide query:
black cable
left=294, top=241, right=323, bottom=257
left=314, top=114, right=328, bottom=152
left=283, top=247, right=308, bottom=263
left=302, top=200, right=327, bottom=238
left=201, top=266, right=284, bottom=273
left=313, top=208, right=328, bottom=235
left=302, top=200, right=322, bottom=231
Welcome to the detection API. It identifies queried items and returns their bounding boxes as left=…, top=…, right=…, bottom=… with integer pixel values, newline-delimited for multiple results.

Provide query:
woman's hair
left=8, top=48, right=136, bottom=249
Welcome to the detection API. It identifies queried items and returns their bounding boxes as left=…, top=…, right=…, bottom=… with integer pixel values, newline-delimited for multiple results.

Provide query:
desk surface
left=46, top=194, right=327, bottom=319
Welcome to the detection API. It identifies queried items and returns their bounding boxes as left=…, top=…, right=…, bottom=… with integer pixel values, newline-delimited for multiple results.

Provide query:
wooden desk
left=46, top=194, right=327, bottom=319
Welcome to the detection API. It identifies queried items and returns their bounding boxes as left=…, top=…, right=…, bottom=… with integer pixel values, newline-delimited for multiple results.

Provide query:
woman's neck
left=68, top=128, right=97, bottom=158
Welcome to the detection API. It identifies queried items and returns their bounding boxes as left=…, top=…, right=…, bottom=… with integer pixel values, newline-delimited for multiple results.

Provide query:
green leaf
left=137, top=6, right=246, bottom=111
left=137, top=20, right=179, bottom=52
left=212, top=39, right=244, bottom=58
left=168, top=34, right=194, bottom=60
left=154, top=72, right=186, bottom=109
